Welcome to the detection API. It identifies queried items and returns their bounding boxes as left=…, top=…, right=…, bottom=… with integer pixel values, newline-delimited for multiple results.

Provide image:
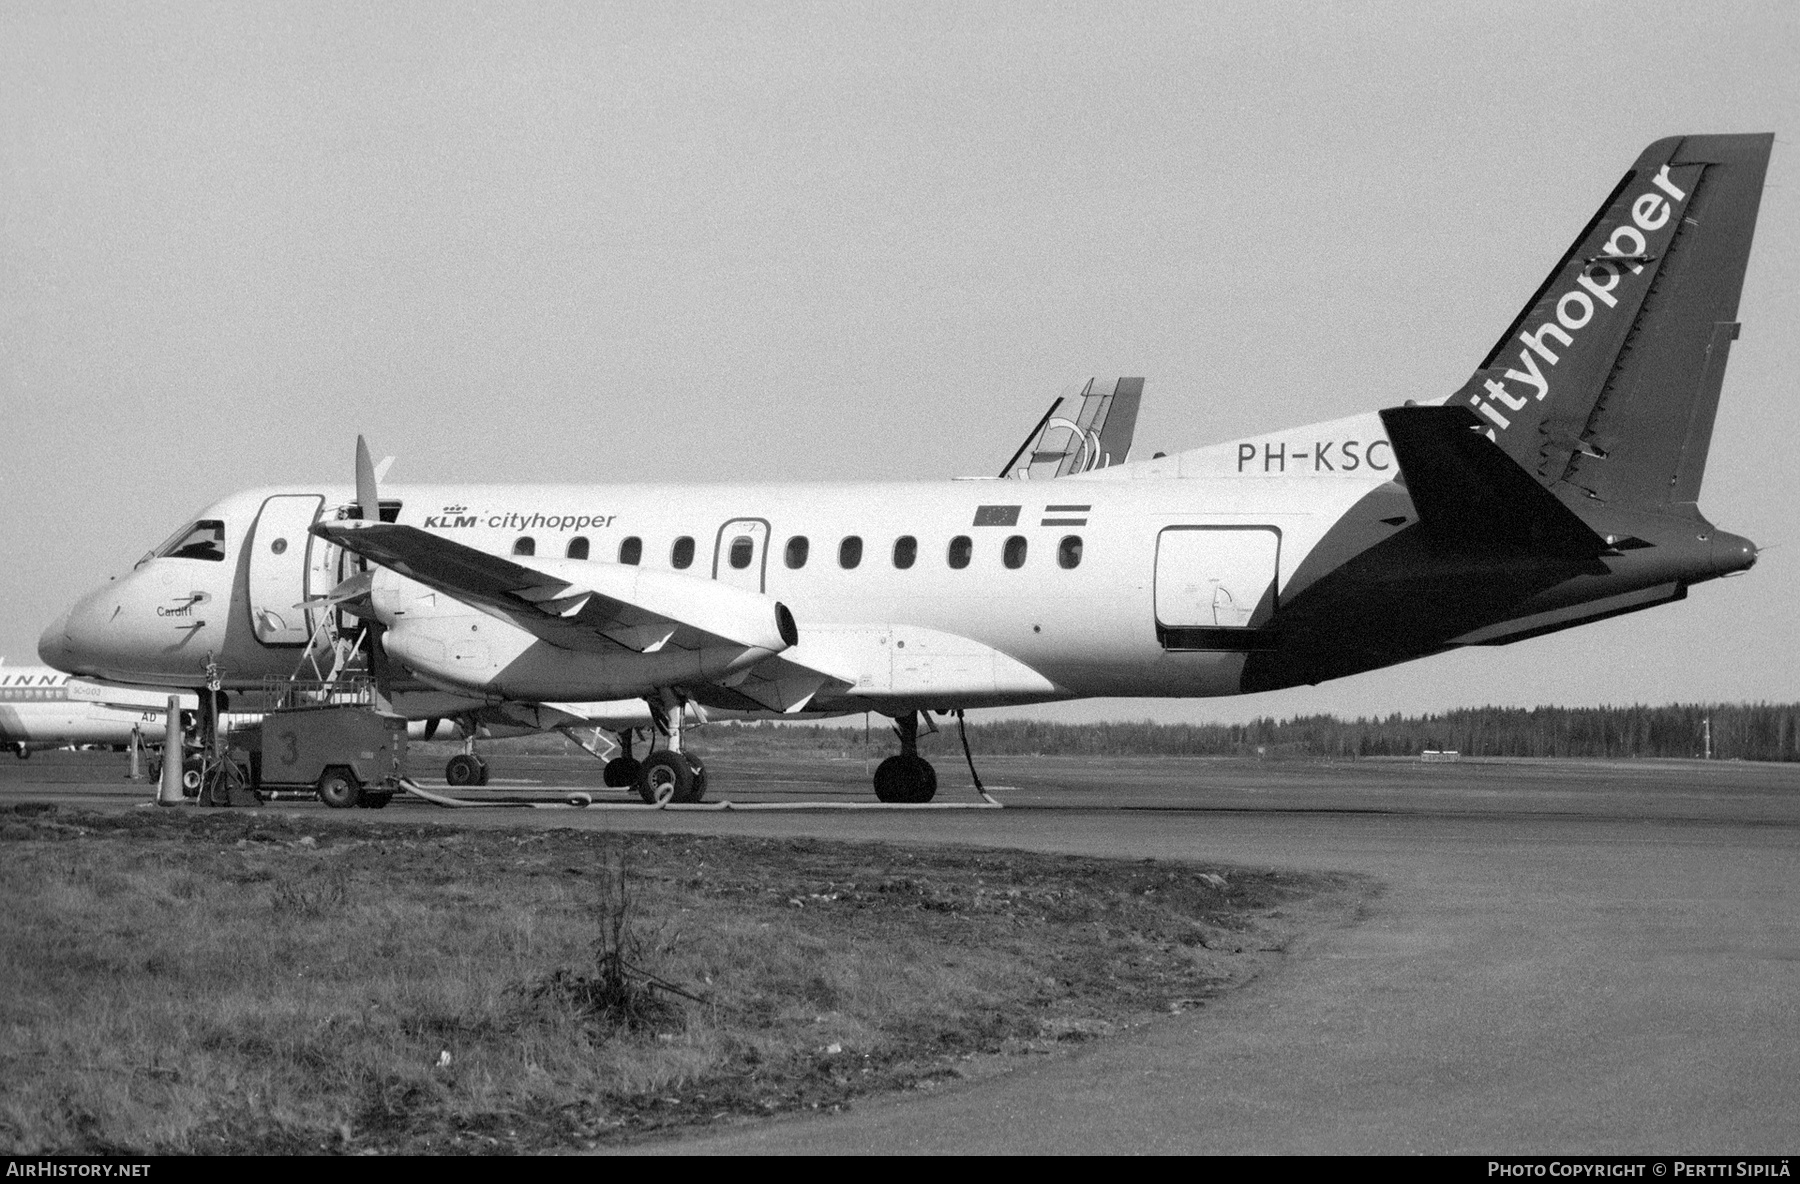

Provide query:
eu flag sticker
left=973, top=505, right=1021, bottom=526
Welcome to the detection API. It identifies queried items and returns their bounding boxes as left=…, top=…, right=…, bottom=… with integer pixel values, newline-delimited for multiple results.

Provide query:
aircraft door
left=248, top=495, right=325, bottom=646
left=1154, top=526, right=1280, bottom=637
left=712, top=519, right=770, bottom=593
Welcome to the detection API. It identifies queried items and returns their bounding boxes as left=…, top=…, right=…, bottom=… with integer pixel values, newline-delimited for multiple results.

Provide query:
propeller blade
left=294, top=569, right=373, bottom=612
left=355, top=435, right=380, bottom=523
left=422, top=717, right=440, bottom=741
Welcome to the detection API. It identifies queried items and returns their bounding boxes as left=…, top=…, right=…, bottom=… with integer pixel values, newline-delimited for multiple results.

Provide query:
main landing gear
left=633, top=693, right=707, bottom=805
left=601, top=729, right=642, bottom=790
left=874, top=710, right=938, bottom=803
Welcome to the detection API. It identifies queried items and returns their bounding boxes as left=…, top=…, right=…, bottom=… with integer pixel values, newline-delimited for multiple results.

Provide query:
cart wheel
left=317, top=767, right=362, bottom=809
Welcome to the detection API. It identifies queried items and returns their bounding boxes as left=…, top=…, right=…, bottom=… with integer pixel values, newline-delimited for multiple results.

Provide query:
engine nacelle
left=371, top=567, right=794, bottom=701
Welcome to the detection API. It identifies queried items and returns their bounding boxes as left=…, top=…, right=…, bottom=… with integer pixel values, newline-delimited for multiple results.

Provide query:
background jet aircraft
left=0, top=661, right=174, bottom=758
left=42, top=134, right=1770, bottom=806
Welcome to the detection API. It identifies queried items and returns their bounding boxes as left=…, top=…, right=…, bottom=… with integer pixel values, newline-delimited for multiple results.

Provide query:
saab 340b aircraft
left=41, top=134, right=1770, bottom=806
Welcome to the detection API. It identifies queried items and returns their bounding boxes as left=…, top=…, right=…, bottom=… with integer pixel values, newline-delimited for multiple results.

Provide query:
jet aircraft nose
left=37, top=608, right=74, bottom=672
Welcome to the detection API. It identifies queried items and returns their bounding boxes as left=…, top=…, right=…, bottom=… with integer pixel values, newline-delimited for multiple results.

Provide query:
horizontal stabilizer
left=1378, top=406, right=1608, bottom=559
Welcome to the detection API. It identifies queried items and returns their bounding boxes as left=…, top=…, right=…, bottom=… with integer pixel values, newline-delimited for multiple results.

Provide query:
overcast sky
left=3, top=1, right=1796, bottom=725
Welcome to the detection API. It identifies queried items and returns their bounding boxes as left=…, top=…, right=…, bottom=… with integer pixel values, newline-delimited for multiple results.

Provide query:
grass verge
left=0, top=803, right=1366, bottom=1154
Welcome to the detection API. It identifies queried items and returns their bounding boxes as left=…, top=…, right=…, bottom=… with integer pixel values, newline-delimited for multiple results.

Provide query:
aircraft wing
left=1000, top=377, right=1144, bottom=479
left=311, top=522, right=794, bottom=657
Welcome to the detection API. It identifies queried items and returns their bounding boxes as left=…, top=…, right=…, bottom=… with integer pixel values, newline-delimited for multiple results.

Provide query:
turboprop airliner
left=41, top=134, right=1770, bottom=806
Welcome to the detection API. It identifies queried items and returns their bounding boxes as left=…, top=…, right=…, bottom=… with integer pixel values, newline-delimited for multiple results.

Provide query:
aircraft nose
left=41, top=581, right=122, bottom=677
left=37, top=608, right=74, bottom=671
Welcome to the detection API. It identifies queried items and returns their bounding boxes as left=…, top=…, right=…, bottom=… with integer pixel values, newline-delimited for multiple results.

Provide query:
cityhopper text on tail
left=41, top=135, right=1770, bottom=804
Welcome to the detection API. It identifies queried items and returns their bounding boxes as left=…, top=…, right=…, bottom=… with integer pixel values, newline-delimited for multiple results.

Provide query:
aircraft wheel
left=445, top=754, right=482, bottom=786
left=873, top=755, right=937, bottom=803
left=636, top=751, right=697, bottom=805
left=317, top=766, right=362, bottom=810
left=602, top=757, right=641, bottom=789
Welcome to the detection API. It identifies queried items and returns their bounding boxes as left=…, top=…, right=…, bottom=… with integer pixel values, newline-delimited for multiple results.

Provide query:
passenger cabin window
left=893, top=535, right=917, bottom=569
left=1059, top=535, right=1083, bottom=569
left=153, top=520, right=227, bottom=563
left=729, top=535, right=755, bottom=570
left=1003, top=535, right=1027, bottom=569
left=839, top=536, right=863, bottom=569
left=513, top=537, right=536, bottom=557
left=785, top=536, right=810, bottom=569
left=947, top=535, right=972, bottom=569
left=619, top=536, right=642, bottom=565
left=671, top=536, right=695, bottom=569
left=566, top=537, right=589, bottom=560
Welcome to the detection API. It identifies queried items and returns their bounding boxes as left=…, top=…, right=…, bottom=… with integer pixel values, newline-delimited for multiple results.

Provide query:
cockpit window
left=147, top=520, right=226, bottom=563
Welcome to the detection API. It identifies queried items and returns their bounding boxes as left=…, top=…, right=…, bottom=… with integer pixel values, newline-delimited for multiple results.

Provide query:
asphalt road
left=5, top=749, right=1796, bottom=1154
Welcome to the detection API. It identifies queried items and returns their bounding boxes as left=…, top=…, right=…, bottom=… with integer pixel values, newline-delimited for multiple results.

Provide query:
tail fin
left=1450, top=133, right=1773, bottom=516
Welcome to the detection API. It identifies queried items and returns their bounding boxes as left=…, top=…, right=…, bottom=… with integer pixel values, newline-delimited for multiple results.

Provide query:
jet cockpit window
left=146, top=520, right=226, bottom=564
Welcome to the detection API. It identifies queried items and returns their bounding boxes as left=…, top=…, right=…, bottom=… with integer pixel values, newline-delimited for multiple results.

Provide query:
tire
left=602, top=757, right=641, bottom=789
left=873, top=755, right=937, bottom=803
left=636, top=751, right=695, bottom=805
left=445, top=754, right=482, bottom=786
left=317, top=767, right=362, bottom=809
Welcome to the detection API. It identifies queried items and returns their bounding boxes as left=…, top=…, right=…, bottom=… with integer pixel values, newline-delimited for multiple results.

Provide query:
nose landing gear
left=444, top=751, right=489, bottom=786
left=444, top=725, right=490, bottom=786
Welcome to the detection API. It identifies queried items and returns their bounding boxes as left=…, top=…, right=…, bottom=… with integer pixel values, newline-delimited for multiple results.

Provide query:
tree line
left=709, top=703, right=1800, bottom=763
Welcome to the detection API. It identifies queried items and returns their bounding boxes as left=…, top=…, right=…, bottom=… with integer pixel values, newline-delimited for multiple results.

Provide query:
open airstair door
left=247, top=495, right=324, bottom=645
left=1154, top=526, right=1281, bottom=651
